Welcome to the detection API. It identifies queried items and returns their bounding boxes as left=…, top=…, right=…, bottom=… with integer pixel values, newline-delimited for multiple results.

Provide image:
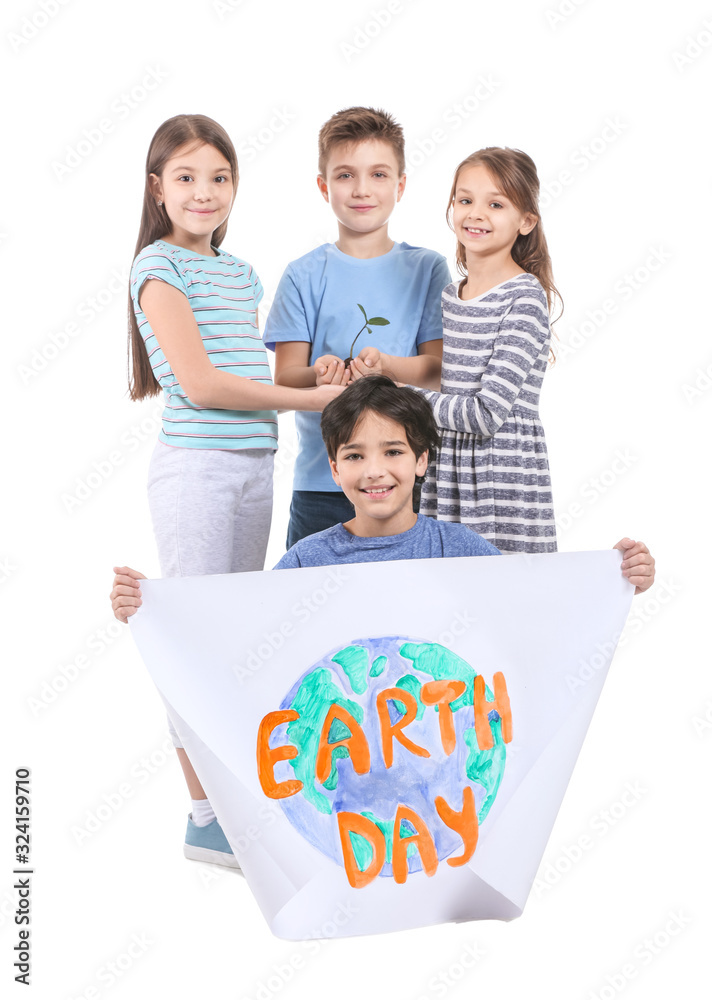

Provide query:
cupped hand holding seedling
left=349, top=346, right=386, bottom=381
left=343, top=303, right=390, bottom=365
left=314, top=354, right=352, bottom=386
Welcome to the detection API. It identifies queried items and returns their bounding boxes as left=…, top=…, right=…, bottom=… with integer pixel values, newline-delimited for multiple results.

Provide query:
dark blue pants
left=286, top=490, right=354, bottom=549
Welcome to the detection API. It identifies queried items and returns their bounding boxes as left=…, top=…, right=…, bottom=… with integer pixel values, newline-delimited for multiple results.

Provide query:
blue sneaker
left=183, top=815, right=243, bottom=873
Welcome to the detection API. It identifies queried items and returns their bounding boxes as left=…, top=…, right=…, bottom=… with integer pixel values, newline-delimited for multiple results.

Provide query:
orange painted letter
left=435, top=786, right=478, bottom=866
left=473, top=672, right=513, bottom=750
left=337, top=812, right=386, bottom=888
left=315, top=703, right=370, bottom=784
left=421, top=680, right=467, bottom=755
left=376, top=688, right=430, bottom=768
left=256, top=710, right=303, bottom=799
left=391, top=805, right=438, bottom=884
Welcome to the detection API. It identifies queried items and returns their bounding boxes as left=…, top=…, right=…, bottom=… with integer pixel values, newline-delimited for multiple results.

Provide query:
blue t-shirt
left=273, top=514, right=500, bottom=569
left=263, top=242, right=451, bottom=490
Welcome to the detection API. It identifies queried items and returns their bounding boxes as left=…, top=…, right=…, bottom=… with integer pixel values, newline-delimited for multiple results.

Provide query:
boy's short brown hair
left=321, top=375, right=440, bottom=470
left=318, top=107, right=405, bottom=176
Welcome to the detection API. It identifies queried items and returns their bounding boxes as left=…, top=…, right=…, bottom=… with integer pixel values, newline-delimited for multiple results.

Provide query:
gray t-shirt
left=273, top=514, right=500, bottom=569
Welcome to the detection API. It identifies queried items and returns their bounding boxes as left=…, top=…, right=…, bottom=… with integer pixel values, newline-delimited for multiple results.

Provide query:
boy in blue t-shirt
left=262, top=106, right=452, bottom=547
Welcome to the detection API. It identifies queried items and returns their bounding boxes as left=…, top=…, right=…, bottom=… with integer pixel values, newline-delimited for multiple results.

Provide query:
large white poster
left=129, top=550, right=633, bottom=939
left=7, top=0, right=706, bottom=994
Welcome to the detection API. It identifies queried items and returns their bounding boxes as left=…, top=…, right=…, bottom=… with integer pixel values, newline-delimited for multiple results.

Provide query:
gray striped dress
left=418, top=273, right=557, bottom=554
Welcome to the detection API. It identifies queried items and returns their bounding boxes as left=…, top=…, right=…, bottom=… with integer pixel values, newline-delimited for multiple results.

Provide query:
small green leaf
left=367, top=327, right=372, bottom=335
left=367, top=317, right=390, bottom=326
left=357, top=303, right=368, bottom=322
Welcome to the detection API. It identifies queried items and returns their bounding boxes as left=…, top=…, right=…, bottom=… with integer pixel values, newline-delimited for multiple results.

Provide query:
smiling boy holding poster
left=111, top=375, right=655, bottom=878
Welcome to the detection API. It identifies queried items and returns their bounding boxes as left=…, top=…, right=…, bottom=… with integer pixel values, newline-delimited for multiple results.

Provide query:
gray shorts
left=148, top=440, right=274, bottom=747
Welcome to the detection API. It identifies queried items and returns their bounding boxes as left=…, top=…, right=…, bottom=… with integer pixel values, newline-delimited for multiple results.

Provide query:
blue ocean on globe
left=276, top=635, right=507, bottom=879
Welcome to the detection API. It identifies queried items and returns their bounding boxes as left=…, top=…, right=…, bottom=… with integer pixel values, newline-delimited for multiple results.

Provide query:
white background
left=4, top=0, right=709, bottom=997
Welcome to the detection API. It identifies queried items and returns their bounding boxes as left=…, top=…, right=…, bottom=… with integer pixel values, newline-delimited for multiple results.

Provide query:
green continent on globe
left=392, top=674, right=426, bottom=719
left=331, top=645, right=370, bottom=695
left=463, top=726, right=507, bottom=821
left=399, top=641, right=475, bottom=710
left=286, top=668, right=364, bottom=814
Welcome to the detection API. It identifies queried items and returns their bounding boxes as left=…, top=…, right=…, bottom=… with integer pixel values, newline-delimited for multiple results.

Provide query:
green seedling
left=344, top=303, right=390, bottom=365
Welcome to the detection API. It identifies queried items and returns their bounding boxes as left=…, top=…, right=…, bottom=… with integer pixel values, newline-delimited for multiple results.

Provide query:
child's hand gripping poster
left=128, top=550, right=633, bottom=939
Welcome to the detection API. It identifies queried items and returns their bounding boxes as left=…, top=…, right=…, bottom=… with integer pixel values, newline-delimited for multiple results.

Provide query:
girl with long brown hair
left=121, top=114, right=342, bottom=870
left=415, top=147, right=562, bottom=554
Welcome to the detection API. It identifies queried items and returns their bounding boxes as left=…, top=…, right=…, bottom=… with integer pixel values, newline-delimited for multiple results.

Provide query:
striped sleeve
left=419, top=287, right=550, bottom=438
left=130, top=247, right=187, bottom=307
left=251, top=266, right=265, bottom=309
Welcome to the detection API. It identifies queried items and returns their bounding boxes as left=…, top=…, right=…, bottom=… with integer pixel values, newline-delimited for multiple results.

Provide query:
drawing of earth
left=276, top=636, right=507, bottom=878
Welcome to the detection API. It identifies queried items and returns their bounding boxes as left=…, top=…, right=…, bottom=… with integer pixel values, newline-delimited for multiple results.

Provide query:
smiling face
left=149, top=141, right=236, bottom=255
left=317, top=139, right=405, bottom=241
left=452, top=163, right=536, bottom=270
left=328, top=409, right=428, bottom=537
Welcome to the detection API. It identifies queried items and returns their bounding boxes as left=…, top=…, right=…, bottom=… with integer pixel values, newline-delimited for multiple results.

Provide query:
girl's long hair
left=447, top=148, right=563, bottom=355
left=128, top=114, right=239, bottom=401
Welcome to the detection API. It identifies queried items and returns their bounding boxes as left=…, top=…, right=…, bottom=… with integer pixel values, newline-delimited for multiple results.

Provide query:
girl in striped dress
left=124, top=114, right=341, bottom=868
left=417, top=148, right=561, bottom=554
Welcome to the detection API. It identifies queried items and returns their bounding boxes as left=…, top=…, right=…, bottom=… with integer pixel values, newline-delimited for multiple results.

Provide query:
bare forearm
left=188, top=368, right=322, bottom=411
left=275, top=364, right=317, bottom=388
left=381, top=352, right=442, bottom=390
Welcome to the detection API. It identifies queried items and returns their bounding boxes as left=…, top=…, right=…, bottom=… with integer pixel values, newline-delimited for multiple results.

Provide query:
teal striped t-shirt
left=131, top=240, right=278, bottom=450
